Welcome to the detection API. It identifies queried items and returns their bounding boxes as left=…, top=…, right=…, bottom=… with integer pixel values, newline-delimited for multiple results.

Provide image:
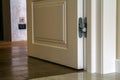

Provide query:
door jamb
left=86, top=0, right=116, bottom=74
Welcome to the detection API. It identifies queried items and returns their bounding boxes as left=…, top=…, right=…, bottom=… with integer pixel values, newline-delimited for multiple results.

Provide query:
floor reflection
left=11, top=46, right=28, bottom=80
left=30, top=72, right=120, bottom=80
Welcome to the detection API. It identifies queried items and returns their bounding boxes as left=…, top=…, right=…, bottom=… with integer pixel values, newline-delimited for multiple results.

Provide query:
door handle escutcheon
left=79, top=17, right=87, bottom=38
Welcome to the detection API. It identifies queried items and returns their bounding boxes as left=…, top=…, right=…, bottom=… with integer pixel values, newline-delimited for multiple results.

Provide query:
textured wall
left=10, top=0, right=27, bottom=41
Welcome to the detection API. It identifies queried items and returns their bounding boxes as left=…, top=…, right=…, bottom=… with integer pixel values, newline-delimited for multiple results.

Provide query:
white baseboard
left=116, top=59, right=120, bottom=73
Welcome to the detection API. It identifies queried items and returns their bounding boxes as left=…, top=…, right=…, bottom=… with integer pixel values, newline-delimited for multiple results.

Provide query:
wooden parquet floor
left=0, top=41, right=80, bottom=80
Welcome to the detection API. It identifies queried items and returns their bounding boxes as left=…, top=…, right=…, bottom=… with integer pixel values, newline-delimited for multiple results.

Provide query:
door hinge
left=79, top=17, right=87, bottom=38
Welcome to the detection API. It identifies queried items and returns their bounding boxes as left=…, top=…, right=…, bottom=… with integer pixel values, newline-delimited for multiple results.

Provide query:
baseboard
left=116, top=59, right=120, bottom=73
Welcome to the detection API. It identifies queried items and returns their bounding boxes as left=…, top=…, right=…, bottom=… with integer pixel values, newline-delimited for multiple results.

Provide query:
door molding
left=86, top=0, right=116, bottom=74
left=2, top=0, right=11, bottom=41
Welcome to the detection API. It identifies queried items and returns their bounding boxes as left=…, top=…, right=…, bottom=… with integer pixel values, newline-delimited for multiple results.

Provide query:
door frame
left=86, top=0, right=117, bottom=74
left=2, top=0, right=11, bottom=41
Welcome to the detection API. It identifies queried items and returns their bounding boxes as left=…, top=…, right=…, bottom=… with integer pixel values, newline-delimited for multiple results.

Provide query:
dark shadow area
left=0, top=0, right=3, bottom=41
left=28, top=57, right=83, bottom=79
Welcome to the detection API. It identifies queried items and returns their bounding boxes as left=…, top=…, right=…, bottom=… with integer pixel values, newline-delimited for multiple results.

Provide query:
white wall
left=86, top=0, right=116, bottom=74
left=10, top=0, right=27, bottom=41
left=102, top=0, right=116, bottom=73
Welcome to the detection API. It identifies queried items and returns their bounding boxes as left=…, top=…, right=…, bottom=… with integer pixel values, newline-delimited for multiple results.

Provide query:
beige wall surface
left=117, top=0, right=120, bottom=59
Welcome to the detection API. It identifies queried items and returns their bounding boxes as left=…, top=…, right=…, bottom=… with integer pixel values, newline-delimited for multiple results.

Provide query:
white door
left=27, top=0, right=85, bottom=69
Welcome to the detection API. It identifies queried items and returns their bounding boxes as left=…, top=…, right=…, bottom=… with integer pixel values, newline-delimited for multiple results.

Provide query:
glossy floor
left=1, top=41, right=120, bottom=80
left=0, top=41, right=81, bottom=80
left=31, top=72, right=120, bottom=80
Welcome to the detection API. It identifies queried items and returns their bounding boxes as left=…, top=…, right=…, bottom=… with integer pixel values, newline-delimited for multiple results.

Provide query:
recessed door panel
left=32, top=0, right=67, bottom=48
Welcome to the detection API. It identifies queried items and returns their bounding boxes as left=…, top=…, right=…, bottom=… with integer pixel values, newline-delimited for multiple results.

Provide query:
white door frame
left=86, top=0, right=116, bottom=74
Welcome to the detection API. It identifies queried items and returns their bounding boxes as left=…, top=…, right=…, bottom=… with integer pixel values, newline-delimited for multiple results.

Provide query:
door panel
left=33, top=0, right=67, bottom=48
left=27, top=0, right=84, bottom=69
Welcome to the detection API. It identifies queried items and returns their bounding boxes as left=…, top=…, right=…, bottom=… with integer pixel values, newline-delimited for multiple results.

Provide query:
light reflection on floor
left=30, top=72, right=120, bottom=80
